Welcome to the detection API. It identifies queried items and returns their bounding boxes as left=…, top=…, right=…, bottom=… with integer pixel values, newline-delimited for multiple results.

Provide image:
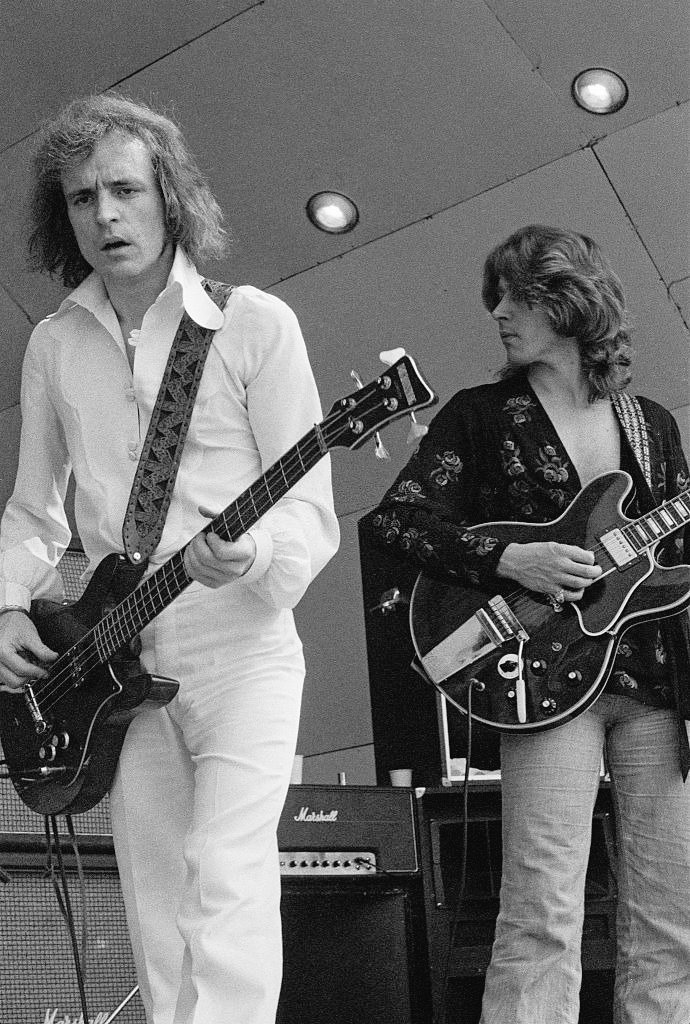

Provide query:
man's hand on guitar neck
left=184, top=530, right=258, bottom=590
left=496, top=541, right=602, bottom=603
left=0, top=609, right=57, bottom=692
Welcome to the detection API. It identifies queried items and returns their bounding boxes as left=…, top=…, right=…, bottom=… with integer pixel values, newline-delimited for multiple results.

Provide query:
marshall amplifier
left=278, top=783, right=419, bottom=875
left=276, top=785, right=430, bottom=1024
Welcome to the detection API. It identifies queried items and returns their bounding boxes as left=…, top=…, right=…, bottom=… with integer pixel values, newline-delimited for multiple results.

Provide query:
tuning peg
left=378, top=348, right=428, bottom=444
left=379, top=347, right=406, bottom=367
left=350, top=369, right=390, bottom=459
left=406, top=414, right=428, bottom=445
left=369, top=587, right=409, bottom=614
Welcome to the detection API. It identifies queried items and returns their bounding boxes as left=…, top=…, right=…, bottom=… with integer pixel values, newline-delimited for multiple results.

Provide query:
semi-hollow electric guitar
left=0, top=352, right=436, bottom=815
left=411, top=469, right=690, bottom=732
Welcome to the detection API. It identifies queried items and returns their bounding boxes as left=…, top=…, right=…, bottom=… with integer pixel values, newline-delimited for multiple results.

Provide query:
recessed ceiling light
left=572, top=68, right=629, bottom=114
left=306, top=191, right=359, bottom=233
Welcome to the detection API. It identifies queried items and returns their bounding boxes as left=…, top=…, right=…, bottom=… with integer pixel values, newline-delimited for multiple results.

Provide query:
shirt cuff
left=240, top=526, right=273, bottom=583
left=0, top=582, right=32, bottom=612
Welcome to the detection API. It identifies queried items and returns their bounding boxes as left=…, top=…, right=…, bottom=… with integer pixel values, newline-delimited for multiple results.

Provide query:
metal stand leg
left=103, top=985, right=140, bottom=1023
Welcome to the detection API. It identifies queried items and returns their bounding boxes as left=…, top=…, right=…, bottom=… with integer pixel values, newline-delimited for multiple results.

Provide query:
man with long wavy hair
left=0, top=92, right=339, bottom=1024
left=366, top=224, right=690, bottom=1024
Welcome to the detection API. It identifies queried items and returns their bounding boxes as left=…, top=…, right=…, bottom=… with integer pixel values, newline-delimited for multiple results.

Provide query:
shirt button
left=124, top=386, right=136, bottom=402
left=128, top=441, right=139, bottom=460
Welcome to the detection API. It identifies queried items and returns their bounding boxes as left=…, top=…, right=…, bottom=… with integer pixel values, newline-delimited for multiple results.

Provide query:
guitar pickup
left=600, top=528, right=637, bottom=567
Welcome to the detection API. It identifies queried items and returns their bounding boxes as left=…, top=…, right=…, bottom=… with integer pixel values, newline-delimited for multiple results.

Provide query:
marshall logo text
left=293, top=806, right=338, bottom=822
left=42, top=1012, right=110, bottom=1024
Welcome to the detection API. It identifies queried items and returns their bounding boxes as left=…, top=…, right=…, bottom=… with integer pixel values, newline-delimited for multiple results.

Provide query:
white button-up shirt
left=0, top=249, right=339, bottom=611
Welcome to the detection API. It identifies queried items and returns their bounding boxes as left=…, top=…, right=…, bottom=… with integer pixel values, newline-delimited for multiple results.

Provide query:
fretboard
left=622, top=488, right=690, bottom=551
left=85, top=424, right=329, bottom=667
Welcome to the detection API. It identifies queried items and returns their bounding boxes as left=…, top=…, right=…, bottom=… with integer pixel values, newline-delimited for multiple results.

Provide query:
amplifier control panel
left=279, top=850, right=377, bottom=875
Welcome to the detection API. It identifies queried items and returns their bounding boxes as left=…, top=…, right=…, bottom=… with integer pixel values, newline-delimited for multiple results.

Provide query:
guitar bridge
left=479, top=595, right=529, bottom=644
left=23, top=683, right=48, bottom=734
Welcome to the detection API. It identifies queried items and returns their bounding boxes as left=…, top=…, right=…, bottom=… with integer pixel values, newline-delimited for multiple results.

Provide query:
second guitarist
left=364, top=224, right=690, bottom=1024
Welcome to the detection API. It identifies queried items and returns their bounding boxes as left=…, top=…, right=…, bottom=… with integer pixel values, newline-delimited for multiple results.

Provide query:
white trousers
left=109, top=581, right=304, bottom=1024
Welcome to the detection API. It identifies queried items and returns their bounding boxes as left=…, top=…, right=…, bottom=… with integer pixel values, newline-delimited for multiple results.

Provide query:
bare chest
left=543, top=400, right=621, bottom=487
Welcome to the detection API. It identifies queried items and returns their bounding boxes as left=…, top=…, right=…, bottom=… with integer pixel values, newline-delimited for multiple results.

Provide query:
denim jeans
left=479, top=694, right=690, bottom=1024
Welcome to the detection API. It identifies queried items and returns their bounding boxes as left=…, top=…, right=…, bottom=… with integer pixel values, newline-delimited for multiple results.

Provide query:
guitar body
left=411, top=471, right=690, bottom=731
left=0, top=554, right=179, bottom=816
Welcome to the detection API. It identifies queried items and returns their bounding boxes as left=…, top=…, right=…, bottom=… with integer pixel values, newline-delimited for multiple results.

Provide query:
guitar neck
left=625, top=487, right=690, bottom=550
left=69, top=350, right=438, bottom=670
left=91, top=427, right=327, bottom=663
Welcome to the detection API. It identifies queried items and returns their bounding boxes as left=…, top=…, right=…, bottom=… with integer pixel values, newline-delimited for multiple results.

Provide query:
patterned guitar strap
left=612, top=391, right=690, bottom=777
left=122, top=279, right=234, bottom=565
left=611, top=391, right=653, bottom=490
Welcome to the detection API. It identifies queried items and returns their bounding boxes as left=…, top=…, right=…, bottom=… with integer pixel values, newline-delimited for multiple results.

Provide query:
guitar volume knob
left=566, top=670, right=583, bottom=685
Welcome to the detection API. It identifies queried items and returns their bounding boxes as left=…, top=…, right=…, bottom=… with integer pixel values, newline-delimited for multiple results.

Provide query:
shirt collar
left=57, top=248, right=225, bottom=332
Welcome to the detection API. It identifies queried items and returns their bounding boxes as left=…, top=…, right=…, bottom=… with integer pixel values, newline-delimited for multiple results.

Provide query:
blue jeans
left=479, top=694, right=690, bottom=1024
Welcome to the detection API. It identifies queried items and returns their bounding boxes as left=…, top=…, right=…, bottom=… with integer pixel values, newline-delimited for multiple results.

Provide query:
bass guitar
left=0, top=352, right=436, bottom=815
left=410, top=469, right=690, bottom=732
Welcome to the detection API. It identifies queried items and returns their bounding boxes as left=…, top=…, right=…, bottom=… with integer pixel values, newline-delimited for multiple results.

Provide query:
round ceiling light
left=572, top=68, right=629, bottom=114
left=306, top=191, right=359, bottom=233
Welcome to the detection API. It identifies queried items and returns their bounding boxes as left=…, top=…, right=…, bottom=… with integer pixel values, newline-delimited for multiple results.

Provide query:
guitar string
left=467, top=487, right=690, bottom=624
left=35, top=424, right=331, bottom=713
left=30, top=435, right=690, bottom=716
left=31, top=397, right=388, bottom=717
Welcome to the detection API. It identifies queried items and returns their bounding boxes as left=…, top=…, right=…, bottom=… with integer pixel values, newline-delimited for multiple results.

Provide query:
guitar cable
left=430, top=678, right=479, bottom=1024
left=44, top=813, right=92, bottom=1024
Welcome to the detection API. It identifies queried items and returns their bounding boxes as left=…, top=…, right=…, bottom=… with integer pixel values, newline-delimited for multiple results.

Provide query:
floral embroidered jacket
left=365, top=372, right=690, bottom=774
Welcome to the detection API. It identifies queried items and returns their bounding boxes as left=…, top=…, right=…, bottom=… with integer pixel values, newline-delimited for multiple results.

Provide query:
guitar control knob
left=541, top=698, right=557, bottom=713
left=52, top=732, right=70, bottom=750
left=566, top=670, right=583, bottom=685
left=39, top=743, right=57, bottom=762
left=530, top=659, right=547, bottom=675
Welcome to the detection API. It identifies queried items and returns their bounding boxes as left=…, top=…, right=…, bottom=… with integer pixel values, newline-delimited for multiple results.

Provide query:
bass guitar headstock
left=324, top=351, right=437, bottom=452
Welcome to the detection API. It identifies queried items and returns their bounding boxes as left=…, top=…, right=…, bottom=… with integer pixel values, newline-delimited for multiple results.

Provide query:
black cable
left=433, top=681, right=477, bottom=1024
left=46, top=815, right=91, bottom=1023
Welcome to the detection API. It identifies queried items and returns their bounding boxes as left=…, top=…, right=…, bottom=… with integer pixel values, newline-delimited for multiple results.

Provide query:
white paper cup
left=389, top=768, right=412, bottom=787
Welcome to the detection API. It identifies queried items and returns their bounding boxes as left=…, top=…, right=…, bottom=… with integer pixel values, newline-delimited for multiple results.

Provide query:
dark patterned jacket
left=365, top=371, right=690, bottom=777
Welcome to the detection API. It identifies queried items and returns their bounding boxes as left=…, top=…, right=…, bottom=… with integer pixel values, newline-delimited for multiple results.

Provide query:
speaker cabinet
left=357, top=516, right=500, bottom=786
left=278, top=879, right=429, bottom=1024
left=416, top=785, right=618, bottom=1024
left=0, top=851, right=145, bottom=1023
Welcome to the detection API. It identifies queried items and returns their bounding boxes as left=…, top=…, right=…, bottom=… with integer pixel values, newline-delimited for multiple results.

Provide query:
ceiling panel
left=670, top=276, right=690, bottom=335
left=485, top=0, right=690, bottom=126
left=273, top=147, right=689, bottom=518
left=595, top=104, right=690, bottom=284
left=0, top=0, right=254, bottom=151
left=0, top=284, right=32, bottom=413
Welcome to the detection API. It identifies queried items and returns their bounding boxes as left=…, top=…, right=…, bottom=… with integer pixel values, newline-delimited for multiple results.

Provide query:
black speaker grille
left=0, top=864, right=144, bottom=1023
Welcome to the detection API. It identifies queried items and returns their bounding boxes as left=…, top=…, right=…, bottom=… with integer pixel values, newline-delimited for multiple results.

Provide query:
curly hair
left=482, top=224, right=632, bottom=399
left=27, top=91, right=228, bottom=287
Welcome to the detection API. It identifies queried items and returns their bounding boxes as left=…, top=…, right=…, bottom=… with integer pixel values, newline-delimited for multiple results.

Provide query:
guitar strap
left=612, top=391, right=690, bottom=780
left=611, top=392, right=653, bottom=490
left=122, top=279, right=235, bottom=565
